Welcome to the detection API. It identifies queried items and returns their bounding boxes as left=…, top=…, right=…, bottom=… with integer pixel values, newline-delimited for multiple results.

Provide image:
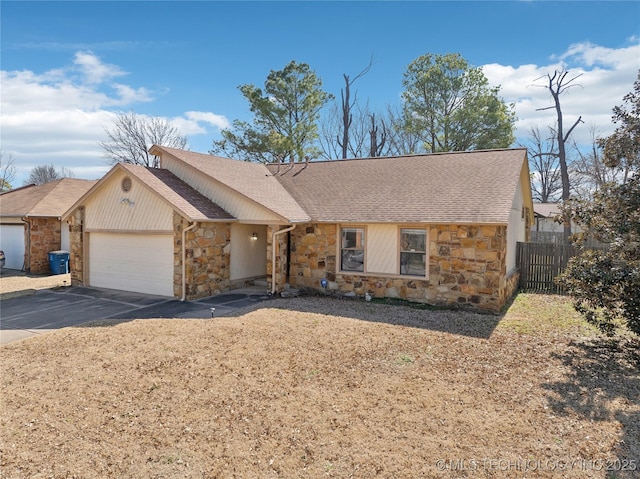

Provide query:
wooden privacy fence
left=516, top=242, right=577, bottom=294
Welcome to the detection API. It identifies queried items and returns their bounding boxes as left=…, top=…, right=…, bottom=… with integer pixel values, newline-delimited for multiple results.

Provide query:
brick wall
left=25, top=217, right=62, bottom=274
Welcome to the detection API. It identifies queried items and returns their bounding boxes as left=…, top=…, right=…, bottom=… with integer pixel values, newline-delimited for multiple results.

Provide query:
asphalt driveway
left=0, top=285, right=270, bottom=345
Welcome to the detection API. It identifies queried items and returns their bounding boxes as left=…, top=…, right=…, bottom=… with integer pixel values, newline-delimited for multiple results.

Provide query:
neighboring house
left=533, top=203, right=568, bottom=233
left=532, top=202, right=583, bottom=243
left=63, top=146, right=534, bottom=312
left=0, top=179, right=97, bottom=272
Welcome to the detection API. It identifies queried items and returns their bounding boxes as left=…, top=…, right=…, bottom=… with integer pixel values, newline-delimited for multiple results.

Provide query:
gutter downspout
left=181, top=221, right=198, bottom=302
left=271, top=224, right=296, bottom=296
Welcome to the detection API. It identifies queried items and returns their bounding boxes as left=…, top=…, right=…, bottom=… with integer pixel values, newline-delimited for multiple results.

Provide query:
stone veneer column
left=173, top=213, right=186, bottom=298
left=267, top=224, right=300, bottom=293
left=174, top=213, right=231, bottom=300
left=68, top=210, right=84, bottom=285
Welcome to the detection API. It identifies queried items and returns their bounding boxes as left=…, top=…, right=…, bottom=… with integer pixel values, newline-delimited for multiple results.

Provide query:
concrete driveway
left=0, top=285, right=270, bottom=345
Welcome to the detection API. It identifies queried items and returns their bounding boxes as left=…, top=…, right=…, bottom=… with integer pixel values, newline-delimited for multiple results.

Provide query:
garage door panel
left=0, top=224, right=25, bottom=270
left=89, top=233, right=174, bottom=297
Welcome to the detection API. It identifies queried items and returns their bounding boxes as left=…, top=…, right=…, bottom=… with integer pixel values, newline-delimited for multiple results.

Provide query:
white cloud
left=1, top=42, right=638, bottom=188
left=482, top=40, right=640, bottom=145
left=171, top=111, right=230, bottom=135
left=109, top=84, right=154, bottom=106
left=0, top=52, right=230, bottom=186
left=73, top=51, right=126, bottom=85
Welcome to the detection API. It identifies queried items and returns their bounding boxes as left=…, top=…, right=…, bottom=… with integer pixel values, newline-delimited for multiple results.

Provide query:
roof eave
left=312, top=218, right=510, bottom=225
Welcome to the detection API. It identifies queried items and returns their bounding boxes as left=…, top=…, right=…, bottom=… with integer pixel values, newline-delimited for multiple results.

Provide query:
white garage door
left=0, top=224, right=25, bottom=270
left=89, top=233, right=174, bottom=297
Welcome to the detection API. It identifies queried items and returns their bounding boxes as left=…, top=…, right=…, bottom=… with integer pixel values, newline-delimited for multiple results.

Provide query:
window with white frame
left=400, top=228, right=426, bottom=276
left=341, top=227, right=365, bottom=272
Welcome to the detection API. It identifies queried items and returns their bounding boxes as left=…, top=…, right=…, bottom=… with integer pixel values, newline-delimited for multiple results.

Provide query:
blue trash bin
left=48, top=250, right=70, bottom=275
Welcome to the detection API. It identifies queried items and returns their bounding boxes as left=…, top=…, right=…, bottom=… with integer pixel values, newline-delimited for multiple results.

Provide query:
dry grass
left=1, top=294, right=639, bottom=478
left=0, top=271, right=70, bottom=295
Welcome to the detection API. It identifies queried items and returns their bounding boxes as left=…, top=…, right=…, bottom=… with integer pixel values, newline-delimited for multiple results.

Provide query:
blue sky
left=2, top=1, right=639, bottom=186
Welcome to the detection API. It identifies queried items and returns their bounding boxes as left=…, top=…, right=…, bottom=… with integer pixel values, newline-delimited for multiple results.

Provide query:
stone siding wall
left=266, top=225, right=293, bottom=292
left=281, top=223, right=515, bottom=313
left=67, top=211, right=84, bottom=286
left=430, top=225, right=508, bottom=312
left=289, top=224, right=337, bottom=285
left=174, top=214, right=231, bottom=300
left=26, top=217, right=62, bottom=274
left=501, top=269, right=520, bottom=308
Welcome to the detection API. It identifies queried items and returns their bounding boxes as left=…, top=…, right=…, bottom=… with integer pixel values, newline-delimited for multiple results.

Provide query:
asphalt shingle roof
left=267, top=149, right=528, bottom=224
left=146, top=146, right=528, bottom=225
left=0, top=178, right=97, bottom=218
left=533, top=202, right=562, bottom=218
left=152, top=146, right=311, bottom=223
left=119, top=164, right=234, bottom=221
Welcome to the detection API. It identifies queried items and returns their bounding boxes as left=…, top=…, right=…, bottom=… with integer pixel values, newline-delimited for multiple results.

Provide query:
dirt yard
left=1, top=294, right=638, bottom=478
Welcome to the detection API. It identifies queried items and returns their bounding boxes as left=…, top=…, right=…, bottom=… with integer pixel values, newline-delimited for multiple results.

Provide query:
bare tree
left=0, top=150, right=17, bottom=192
left=319, top=101, right=390, bottom=159
left=534, top=70, right=584, bottom=240
left=384, top=105, right=423, bottom=156
left=101, top=111, right=187, bottom=168
left=368, top=112, right=387, bottom=157
left=25, top=164, right=74, bottom=186
left=521, top=125, right=562, bottom=203
left=318, top=103, right=343, bottom=159
left=570, top=126, right=624, bottom=199
left=337, top=58, right=373, bottom=159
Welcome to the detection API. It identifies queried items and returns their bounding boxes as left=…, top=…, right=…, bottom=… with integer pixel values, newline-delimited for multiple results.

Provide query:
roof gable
left=65, top=163, right=234, bottom=222
left=151, top=146, right=311, bottom=223
left=120, top=164, right=234, bottom=221
left=0, top=178, right=96, bottom=218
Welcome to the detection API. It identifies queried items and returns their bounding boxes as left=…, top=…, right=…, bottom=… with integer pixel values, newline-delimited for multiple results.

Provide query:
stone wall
left=266, top=225, right=292, bottom=293
left=280, top=223, right=516, bottom=313
left=430, top=224, right=508, bottom=312
left=25, top=217, right=62, bottom=274
left=174, top=214, right=231, bottom=300
left=67, top=210, right=84, bottom=285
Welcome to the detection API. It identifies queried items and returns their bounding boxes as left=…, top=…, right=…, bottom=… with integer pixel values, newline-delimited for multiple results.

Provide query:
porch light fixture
left=251, top=232, right=259, bottom=241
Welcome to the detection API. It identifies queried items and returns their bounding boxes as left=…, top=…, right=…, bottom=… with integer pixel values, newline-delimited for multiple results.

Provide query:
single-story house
left=63, top=146, right=534, bottom=312
left=0, top=178, right=96, bottom=272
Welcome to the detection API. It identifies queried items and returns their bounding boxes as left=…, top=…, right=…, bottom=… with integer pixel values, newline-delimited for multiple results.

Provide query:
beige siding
left=230, top=223, right=267, bottom=280
left=507, top=180, right=527, bottom=272
left=84, top=169, right=173, bottom=232
left=163, top=156, right=284, bottom=223
left=366, top=224, right=398, bottom=275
